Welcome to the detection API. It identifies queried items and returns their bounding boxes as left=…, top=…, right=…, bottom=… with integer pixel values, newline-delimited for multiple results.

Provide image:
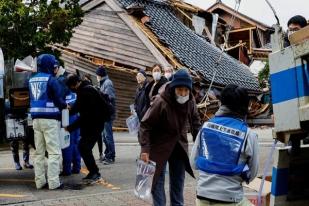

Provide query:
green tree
left=258, top=61, right=270, bottom=88
left=0, top=0, right=83, bottom=60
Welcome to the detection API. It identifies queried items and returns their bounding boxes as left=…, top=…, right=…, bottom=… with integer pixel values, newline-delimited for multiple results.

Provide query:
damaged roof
left=117, top=0, right=260, bottom=92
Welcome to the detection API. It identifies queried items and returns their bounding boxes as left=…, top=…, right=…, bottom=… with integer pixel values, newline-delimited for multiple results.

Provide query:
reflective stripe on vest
left=65, top=93, right=77, bottom=104
left=30, top=107, right=60, bottom=113
left=196, top=116, right=248, bottom=176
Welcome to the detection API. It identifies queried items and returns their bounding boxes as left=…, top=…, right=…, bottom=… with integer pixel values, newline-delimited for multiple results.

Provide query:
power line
left=198, top=0, right=242, bottom=115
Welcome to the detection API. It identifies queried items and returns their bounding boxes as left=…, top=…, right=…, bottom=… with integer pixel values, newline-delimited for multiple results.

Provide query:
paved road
left=0, top=129, right=281, bottom=205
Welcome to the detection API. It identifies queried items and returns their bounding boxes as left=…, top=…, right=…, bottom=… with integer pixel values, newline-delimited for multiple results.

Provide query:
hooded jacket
left=139, top=83, right=201, bottom=187
left=29, top=55, right=67, bottom=120
left=190, top=106, right=259, bottom=203
left=99, top=75, right=116, bottom=120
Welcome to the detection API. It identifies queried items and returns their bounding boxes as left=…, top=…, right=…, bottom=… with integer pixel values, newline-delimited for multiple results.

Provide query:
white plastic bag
left=59, top=128, right=70, bottom=149
left=134, top=160, right=156, bottom=201
left=126, top=114, right=140, bottom=135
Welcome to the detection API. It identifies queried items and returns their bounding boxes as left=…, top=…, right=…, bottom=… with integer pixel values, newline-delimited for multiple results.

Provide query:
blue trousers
left=62, top=115, right=81, bottom=174
left=152, top=158, right=186, bottom=206
left=102, top=120, right=115, bottom=160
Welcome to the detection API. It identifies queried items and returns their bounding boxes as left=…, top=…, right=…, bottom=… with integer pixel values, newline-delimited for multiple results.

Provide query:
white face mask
left=176, top=94, right=189, bottom=104
left=152, top=72, right=161, bottom=81
left=164, top=72, right=172, bottom=80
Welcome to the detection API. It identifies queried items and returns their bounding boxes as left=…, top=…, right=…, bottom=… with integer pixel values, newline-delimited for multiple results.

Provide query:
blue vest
left=29, top=73, right=60, bottom=118
left=196, top=116, right=248, bottom=176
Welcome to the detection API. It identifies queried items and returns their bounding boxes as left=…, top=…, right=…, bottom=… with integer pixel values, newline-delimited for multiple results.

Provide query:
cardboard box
left=9, top=88, right=29, bottom=108
left=289, top=25, right=309, bottom=45
left=244, top=178, right=271, bottom=206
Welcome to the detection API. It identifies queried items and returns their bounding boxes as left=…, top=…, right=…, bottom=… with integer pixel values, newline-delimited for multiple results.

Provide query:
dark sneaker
left=83, top=173, right=101, bottom=184
left=24, top=162, right=34, bottom=169
left=82, top=173, right=94, bottom=181
left=15, top=162, right=22, bottom=170
left=103, top=158, right=115, bottom=165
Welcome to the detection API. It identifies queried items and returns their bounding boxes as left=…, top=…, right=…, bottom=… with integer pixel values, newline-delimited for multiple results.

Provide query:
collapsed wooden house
left=54, top=0, right=261, bottom=128
left=206, top=1, right=273, bottom=63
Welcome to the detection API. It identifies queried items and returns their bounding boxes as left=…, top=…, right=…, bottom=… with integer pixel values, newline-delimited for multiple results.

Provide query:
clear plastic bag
left=59, top=128, right=70, bottom=149
left=126, top=114, right=140, bottom=135
left=134, top=160, right=156, bottom=201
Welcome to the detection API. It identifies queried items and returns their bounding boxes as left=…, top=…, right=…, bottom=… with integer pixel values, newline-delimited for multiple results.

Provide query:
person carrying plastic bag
left=139, top=69, right=201, bottom=206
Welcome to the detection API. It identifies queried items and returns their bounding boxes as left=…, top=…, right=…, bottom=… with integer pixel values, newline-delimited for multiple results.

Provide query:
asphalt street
left=0, top=129, right=281, bottom=205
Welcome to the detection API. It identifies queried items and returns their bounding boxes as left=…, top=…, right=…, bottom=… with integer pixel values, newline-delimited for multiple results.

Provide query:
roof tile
left=118, top=0, right=260, bottom=91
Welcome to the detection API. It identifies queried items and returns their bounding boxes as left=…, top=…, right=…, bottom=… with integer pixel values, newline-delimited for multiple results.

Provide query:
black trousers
left=79, top=125, right=104, bottom=175
left=10, top=140, right=31, bottom=163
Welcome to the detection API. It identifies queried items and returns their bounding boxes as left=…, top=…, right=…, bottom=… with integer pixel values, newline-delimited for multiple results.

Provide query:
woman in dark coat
left=139, top=69, right=201, bottom=206
left=145, top=64, right=168, bottom=104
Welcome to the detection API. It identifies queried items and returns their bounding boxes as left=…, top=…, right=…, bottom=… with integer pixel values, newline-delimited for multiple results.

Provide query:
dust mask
left=152, top=72, right=161, bottom=81
left=176, top=94, right=189, bottom=104
left=164, top=72, right=172, bottom=80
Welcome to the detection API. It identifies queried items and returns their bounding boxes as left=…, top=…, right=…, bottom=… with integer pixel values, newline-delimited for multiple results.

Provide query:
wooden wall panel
left=61, top=53, right=138, bottom=128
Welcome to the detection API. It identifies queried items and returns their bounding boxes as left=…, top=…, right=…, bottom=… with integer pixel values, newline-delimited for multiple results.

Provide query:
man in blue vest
left=190, top=84, right=259, bottom=206
left=29, top=54, right=68, bottom=190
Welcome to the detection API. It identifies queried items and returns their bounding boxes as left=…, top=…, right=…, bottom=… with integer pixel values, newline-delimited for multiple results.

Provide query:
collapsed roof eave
left=206, top=2, right=271, bottom=31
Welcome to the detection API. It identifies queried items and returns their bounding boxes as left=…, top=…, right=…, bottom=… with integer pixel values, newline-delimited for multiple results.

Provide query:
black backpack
left=86, top=85, right=114, bottom=122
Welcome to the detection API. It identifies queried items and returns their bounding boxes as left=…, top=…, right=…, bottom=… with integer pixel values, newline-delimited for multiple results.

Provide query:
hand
left=64, top=127, right=68, bottom=132
left=67, top=104, right=71, bottom=110
left=140, top=153, right=149, bottom=163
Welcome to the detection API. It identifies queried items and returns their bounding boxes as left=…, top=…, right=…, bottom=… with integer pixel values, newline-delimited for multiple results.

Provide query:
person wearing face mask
left=284, top=15, right=307, bottom=47
left=145, top=64, right=168, bottom=104
left=134, top=70, right=149, bottom=121
left=139, top=68, right=201, bottom=206
left=190, top=84, right=259, bottom=206
left=164, top=66, right=174, bottom=81
left=29, top=54, right=68, bottom=189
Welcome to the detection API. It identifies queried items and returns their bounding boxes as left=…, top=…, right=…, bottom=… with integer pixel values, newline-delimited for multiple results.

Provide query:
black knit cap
left=96, top=65, right=107, bottom=77
left=220, top=84, right=249, bottom=115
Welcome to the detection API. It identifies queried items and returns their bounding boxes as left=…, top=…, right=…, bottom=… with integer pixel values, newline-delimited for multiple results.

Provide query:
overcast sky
left=186, top=0, right=308, bottom=30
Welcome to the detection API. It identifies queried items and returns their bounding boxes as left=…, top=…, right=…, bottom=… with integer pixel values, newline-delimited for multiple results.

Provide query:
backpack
left=86, top=85, right=114, bottom=122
